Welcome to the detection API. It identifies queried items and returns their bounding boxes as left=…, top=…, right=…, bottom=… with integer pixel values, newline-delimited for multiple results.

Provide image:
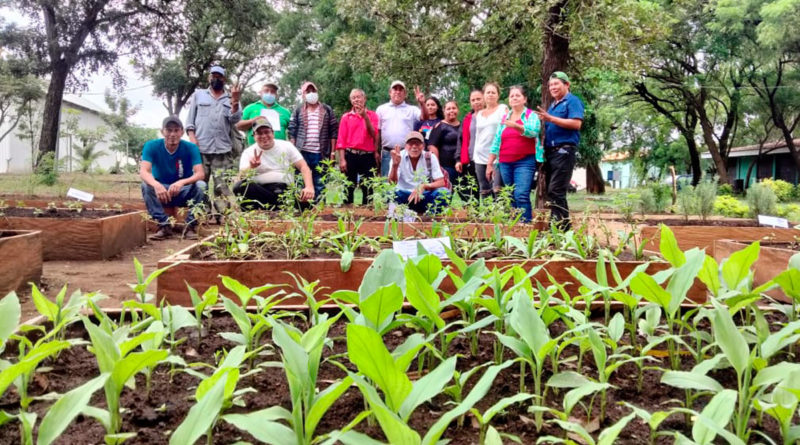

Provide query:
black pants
left=344, top=150, right=377, bottom=205
left=456, top=162, right=480, bottom=202
left=233, top=181, right=287, bottom=210
left=545, top=147, right=576, bottom=230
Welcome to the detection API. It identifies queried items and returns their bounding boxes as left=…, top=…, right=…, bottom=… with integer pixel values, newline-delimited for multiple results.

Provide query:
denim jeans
left=474, top=163, right=504, bottom=198
left=380, top=148, right=393, bottom=177
left=498, top=154, right=536, bottom=222
left=394, top=187, right=450, bottom=214
left=301, top=150, right=325, bottom=200
left=141, top=181, right=207, bottom=227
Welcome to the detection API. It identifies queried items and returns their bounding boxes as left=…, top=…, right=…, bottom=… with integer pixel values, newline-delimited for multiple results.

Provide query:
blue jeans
left=395, top=188, right=450, bottom=214
left=380, top=148, right=392, bottom=177
left=141, top=181, right=207, bottom=227
left=498, top=155, right=536, bottom=222
left=301, top=151, right=324, bottom=200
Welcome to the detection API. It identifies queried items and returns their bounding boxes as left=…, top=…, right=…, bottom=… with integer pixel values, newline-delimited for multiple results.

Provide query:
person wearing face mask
left=288, top=81, right=338, bottom=201
left=237, top=82, right=291, bottom=144
left=185, top=65, right=242, bottom=221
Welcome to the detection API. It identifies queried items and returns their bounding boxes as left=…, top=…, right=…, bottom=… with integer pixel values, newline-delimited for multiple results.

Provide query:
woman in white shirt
left=472, top=82, right=508, bottom=199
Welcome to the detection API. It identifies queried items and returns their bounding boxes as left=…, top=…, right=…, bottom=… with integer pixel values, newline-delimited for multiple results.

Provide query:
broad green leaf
left=774, top=269, right=800, bottom=303
left=222, top=297, right=251, bottom=340
left=509, top=291, right=550, bottom=362
left=169, top=370, right=230, bottom=445
left=31, top=285, right=59, bottom=321
left=112, top=350, right=168, bottom=389
left=547, top=371, right=590, bottom=388
left=721, top=241, right=759, bottom=290
left=598, top=412, right=636, bottom=445
left=272, top=321, right=311, bottom=386
left=711, top=301, right=749, bottom=377
left=346, top=324, right=411, bottom=413
left=399, top=356, right=456, bottom=421
left=483, top=393, right=534, bottom=423
left=421, top=360, right=514, bottom=445
left=692, top=389, right=738, bottom=445
left=665, top=248, right=705, bottom=317
left=221, top=276, right=254, bottom=306
left=659, top=225, right=685, bottom=267
left=306, top=377, right=354, bottom=439
left=485, top=426, right=504, bottom=445
left=0, top=292, right=20, bottom=347
left=350, top=372, right=420, bottom=444
left=564, top=382, right=612, bottom=416
left=697, top=255, right=721, bottom=296
left=341, top=250, right=354, bottom=272
left=37, top=374, right=109, bottom=445
left=661, top=371, right=723, bottom=393
left=413, top=254, right=443, bottom=285
left=223, top=408, right=295, bottom=445
left=404, top=261, right=445, bottom=330
left=0, top=340, right=71, bottom=397
left=360, top=250, right=405, bottom=300
left=360, top=284, right=404, bottom=333
left=630, top=272, right=670, bottom=311
left=608, top=312, right=625, bottom=343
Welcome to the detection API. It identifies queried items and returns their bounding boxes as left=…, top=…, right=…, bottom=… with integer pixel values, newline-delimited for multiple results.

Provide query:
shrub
left=613, top=192, right=639, bottom=223
left=717, top=183, right=733, bottom=196
left=638, top=183, right=671, bottom=214
left=676, top=186, right=695, bottom=221
left=746, top=182, right=778, bottom=217
left=760, top=178, right=794, bottom=202
left=695, top=181, right=717, bottom=221
left=777, top=203, right=800, bottom=222
left=714, top=195, right=749, bottom=218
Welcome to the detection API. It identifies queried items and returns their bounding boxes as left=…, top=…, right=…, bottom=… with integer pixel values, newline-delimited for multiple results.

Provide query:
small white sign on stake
left=392, top=237, right=451, bottom=260
left=758, top=214, right=789, bottom=228
left=66, top=188, right=94, bottom=202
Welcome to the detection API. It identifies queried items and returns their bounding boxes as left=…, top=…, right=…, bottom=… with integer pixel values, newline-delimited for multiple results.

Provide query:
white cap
left=390, top=80, right=406, bottom=90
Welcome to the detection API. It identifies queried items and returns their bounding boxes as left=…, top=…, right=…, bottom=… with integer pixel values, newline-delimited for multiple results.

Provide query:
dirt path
left=17, top=237, right=197, bottom=322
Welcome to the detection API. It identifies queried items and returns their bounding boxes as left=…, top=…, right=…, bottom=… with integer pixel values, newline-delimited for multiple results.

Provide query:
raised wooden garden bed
left=0, top=208, right=147, bottom=260
left=640, top=221, right=799, bottom=254
left=0, top=230, right=42, bottom=295
left=714, top=239, right=797, bottom=303
left=156, top=236, right=705, bottom=306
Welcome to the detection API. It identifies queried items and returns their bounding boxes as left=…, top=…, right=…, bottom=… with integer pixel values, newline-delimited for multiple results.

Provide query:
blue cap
left=210, top=65, right=225, bottom=77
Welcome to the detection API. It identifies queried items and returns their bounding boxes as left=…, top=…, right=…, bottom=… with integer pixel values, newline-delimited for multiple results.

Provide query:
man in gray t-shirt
left=185, top=65, right=242, bottom=220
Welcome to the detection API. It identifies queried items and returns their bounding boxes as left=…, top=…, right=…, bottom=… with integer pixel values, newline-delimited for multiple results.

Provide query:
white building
left=0, top=94, right=127, bottom=173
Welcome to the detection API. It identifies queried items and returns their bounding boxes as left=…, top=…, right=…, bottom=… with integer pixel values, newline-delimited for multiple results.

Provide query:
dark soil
left=2, top=207, right=129, bottom=219
left=0, top=310, right=788, bottom=444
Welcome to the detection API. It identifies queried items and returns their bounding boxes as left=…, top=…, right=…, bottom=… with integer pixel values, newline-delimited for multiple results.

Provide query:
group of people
left=139, top=65, right=584, bottom=240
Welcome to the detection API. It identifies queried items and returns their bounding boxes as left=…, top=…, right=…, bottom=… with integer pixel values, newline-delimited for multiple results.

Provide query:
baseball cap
left=252, top=118, right=273, bottom=132
left=263, top=82, right=279, bottom=91
left=162, top=115, right=183, bottom=129
left=390, top=80, right=406, bottom=90
left=550, top=71, right=570, bottom=83
left=210, top=65, right=226, bottom=77
left=301, top=81, right=318, bottom=93
left=405, top=131, right=424, bottom=143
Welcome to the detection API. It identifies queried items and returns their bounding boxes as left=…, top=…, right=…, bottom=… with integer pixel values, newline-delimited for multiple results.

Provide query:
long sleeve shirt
left=185, top=89, right=242, bottom=154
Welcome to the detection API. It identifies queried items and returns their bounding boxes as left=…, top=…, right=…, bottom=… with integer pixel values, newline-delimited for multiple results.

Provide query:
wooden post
left=670, top=165, right=677, bottom=205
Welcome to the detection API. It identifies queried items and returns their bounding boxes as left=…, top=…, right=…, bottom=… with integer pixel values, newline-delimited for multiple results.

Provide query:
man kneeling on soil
left=388, top=131, right=449, bottom=214
left=140, top=116, right=206, bottom=240
left=233, top=118, right=315, bottom=209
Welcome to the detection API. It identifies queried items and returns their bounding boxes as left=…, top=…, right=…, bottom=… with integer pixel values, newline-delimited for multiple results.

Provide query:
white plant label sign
left=758, top=214, right=789, bottom=228
left=393, top=237, right=451, bottom=260
left=66, top=188, right=94, bottom=202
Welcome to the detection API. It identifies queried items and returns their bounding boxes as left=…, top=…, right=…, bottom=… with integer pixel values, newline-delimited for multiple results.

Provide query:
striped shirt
left=303, top=108, right=322, bottom=152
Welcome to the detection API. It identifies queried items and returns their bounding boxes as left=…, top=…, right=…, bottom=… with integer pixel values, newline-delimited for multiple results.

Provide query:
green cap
left=550, top=71, right=570, bottom=84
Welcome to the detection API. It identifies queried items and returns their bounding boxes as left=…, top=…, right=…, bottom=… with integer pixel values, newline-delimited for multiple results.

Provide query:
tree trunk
left=686, top=137, right=702, bottom=186
left=537, top=0, right=570, bottom=209
left=585, top=162, right=605, bottom=194
left=36, top=61, right=69, bottom=168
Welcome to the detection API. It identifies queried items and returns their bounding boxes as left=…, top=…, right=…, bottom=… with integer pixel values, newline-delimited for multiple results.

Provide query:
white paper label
left=758, top=214, right=789, bottom=228
left=66, top=188, right=94, bottom=202
left=392, top=237, right=451, bottom=260
left=387, top=202, right=417, bottom=222
left=260, top=108, right=281, bottom=131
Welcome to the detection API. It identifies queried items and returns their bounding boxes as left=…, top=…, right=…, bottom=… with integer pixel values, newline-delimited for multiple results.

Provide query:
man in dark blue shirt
left=536, top=71, right=584, bottom=230
left=140, top=116, right=207, bottom=240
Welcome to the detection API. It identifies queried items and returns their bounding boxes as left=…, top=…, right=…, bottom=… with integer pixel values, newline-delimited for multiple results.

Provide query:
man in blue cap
left=185, top=65, right=242, bottom=221
left=536, top=71, right=584, bottom=230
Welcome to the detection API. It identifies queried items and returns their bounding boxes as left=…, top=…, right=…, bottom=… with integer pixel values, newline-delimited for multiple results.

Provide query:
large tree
left=2, top=0, right=173, bottom=174
left=142, top=0, right=273, bottom=115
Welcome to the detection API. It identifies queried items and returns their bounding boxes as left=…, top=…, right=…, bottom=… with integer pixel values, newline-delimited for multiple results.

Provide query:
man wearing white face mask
left=288, top=81, right=338, bottom=201
left=237, top=82, right=291, bottom=144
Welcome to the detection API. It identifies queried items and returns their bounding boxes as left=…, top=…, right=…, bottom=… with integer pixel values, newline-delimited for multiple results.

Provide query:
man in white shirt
left=388, top=131, right=449, bottom=214
left=233, top=118, right=315, bottom=209
left=376, top=80, right=423, bottom=176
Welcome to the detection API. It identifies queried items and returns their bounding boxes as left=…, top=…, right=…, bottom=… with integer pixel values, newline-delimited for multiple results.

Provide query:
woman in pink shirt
left=485, top=85, right=541, bottom=222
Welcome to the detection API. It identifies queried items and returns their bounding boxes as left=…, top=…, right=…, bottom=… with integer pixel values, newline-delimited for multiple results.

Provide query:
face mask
left=211, top=79, right=224, bottom=91
left=262, top=93, right=276, bottom=105
left=305, top=92, right=319, bottom=105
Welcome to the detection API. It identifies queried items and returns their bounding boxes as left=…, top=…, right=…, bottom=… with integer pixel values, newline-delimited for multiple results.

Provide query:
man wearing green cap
left=536, top=71, right=584, bottom=230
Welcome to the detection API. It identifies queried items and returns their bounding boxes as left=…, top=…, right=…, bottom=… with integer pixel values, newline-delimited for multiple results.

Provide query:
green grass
left=0, top=173, right=142, bottom=200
